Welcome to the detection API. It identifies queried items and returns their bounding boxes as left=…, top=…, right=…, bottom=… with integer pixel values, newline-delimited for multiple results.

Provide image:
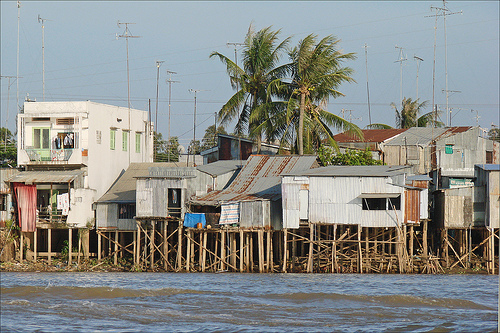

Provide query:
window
left=118, top=203, right=136, bottom=219
left=56, top=118, right=75, bottom=125
left=445, top=144, right=453, bottom=154
left=486, top=151, right=493, bottom=164
left=135, top=132, right=141, bottom=153
left=110, top=129, right=116, bottom=150
left=122, top=131, right=129, bottom=151
left=33, top=128, right=50, bottom=149
left=361, top=195, right=401, bottom=211
left=362, top=198, right=386, bottom=210
left=54, top=132, right=75, bottom=149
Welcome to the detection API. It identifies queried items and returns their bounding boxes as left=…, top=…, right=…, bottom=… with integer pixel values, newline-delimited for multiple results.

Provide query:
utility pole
left=227, top=42, right=244, bottom=91
left=166, top=70, right=179, bottom=162
left=471, top=109, right=480, bottom=127
left=17, top=1, right=21, bottom=112
left=188, top=89, right=207, bottom=167
left=154, top=60, right=164, bottom=161
left=38, top=15, right=51, bottom=101
left=394, top=45, right=407, bottom=108
left=413, top=55, right=424, bottom=100
left=442, top=89, right=461, bottom=126
left=1, top=75, right=22, bottom=151
left=117, top=21, right=140, bottom=164
left=364, top=43, right=372, bottom=126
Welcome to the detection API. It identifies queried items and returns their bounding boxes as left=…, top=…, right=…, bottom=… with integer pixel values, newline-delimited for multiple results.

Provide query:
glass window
left=110, top=129, right=116, bottom=150
left=122, top=131, right=128, bottom=151
left=388, top=196, right=401, bottom=210
left=135, top=132, right=141, bottom=153
left=362, top=198, right=386, bottom=210
left=33, top=128, right=50, bottom=149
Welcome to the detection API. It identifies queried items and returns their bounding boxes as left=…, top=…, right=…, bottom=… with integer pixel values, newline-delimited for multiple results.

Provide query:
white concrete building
left=13, top=101, right=153, bottom=228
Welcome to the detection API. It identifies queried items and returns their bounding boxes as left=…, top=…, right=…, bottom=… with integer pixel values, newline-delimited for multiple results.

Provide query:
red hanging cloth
left=13, top=183, right=37, bottom=232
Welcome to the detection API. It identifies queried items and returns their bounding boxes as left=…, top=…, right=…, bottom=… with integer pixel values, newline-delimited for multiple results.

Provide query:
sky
left=1, top=1, right=499, bottom=148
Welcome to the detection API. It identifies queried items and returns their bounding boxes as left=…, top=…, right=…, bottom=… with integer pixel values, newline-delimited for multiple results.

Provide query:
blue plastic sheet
left=183, top=213, right=206, bottom=228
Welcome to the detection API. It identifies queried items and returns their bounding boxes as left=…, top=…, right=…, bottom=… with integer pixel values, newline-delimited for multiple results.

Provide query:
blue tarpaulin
left=183, top=213, right=206, bottom=228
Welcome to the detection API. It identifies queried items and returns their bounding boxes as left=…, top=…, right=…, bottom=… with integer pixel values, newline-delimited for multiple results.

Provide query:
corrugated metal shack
left=191, top=155, right=318, bottom=229
left=475, top=164, right=500, bottom=229
left=281, top=165, right=415, bottom=229
left=1, top=168, right=19, bottom=224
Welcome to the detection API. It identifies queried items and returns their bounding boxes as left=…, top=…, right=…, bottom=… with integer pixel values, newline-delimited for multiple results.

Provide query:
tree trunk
left=298, top=92, right=306, bottom=155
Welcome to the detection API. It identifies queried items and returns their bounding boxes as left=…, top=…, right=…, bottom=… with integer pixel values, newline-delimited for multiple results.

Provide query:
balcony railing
left=25, top=148, right=74, bottom=162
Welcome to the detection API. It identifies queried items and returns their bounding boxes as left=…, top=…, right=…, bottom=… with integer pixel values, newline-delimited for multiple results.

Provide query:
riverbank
left=0, top=258, right=488, bottom=274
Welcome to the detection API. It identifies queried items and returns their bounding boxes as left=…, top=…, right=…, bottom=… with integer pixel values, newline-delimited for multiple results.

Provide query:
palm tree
left=368, top=97, right=444, bottom=129
left=210, top=25, right=290, bottom=152
left=286, top=34, right=359, bottom=155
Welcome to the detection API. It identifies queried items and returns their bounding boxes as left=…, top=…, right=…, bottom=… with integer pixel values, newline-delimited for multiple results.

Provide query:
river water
left=0, top=272, right=497, bottom=332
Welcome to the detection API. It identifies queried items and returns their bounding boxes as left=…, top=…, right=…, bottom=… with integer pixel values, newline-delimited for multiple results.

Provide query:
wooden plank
left=68, top=228, right=72, bottom=265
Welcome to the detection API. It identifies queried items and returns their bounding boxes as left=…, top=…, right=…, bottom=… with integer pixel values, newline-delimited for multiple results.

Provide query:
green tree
left=487, top=127, right=500, bottom=142
left=201, top=125, right=227, bottom=151
left=368, top=97, right=444, bottom=129
left=210, top=24, right=290, bottom=152
left=285, top=34, right=359, bottom=155
left=154, top=132, right=180, bottom=162
left=318, top=146, right=383, bottom=166
left=0, top=127, right=17, bottom=167
left=188, top=140, right=201, bottom=155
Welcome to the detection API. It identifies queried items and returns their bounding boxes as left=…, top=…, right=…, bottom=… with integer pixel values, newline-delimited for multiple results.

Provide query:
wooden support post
left=358, top=226, right=363, bottom=274
left=133, top=228, right=137, bottom=266
left=137, top=223, right=141, bottom=266
left=307, top=223, right=314, bottom=273
left=239, top=230, right=244, bottom=272
left=68, top=228, right=73, bottom=265
left=220, top=229, right=226, bottom=271
left=409, top=224, right=414, bottom=271
left=292, top=234, right=297, bottom=272
left=33, top=229, right=37, bottom=262
left=98, top=230, right=102, bottom=261
left=249, top=232, right=253, bottom=272
left=423, top=220, right=428, bottom=258
left=77, top=233, right=82, bottom=266
left=163, top=221, right=168, bottom=270
left=47, top=228, right=52, bottom=264
left=186, top=229, right=191, bottom=272
left=114, top=230, right=119, bottom=266
left=202, top=231, right=207, bottom=272
left=258, top=229, right=264, bottom=273
left=282, top=229, right=288, bottom=273
left=332, top=224, right=337, bottom=273
left=444, top=228, right=449, bottom=268
left=230, top=232, right=236, bottom=270
left=150, top=222, right=155, bottom=270
left=19, top=232, right=24, bottom=261
left=245, top=232, right=250, bottom=272
left=176, top=224, right=182, bottom=271
left=266, top=230, right=271, bottom=273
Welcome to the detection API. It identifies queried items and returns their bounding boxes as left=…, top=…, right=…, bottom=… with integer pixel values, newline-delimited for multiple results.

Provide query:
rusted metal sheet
left=404, top=189, right=420, bottom=224
left=334, top=128, right=407, bottom=143
left=192, top=155, right=317, bottom=206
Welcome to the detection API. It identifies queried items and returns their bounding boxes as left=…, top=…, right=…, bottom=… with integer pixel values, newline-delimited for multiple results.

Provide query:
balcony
left=25, top=148, right=75, bottom=162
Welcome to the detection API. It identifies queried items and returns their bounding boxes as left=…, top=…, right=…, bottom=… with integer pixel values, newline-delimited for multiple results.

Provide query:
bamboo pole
left=115, top=230, right=119, bottom=266
left=239, top=230, right=244, bottom=272
left=258, top=229, right=264, bottom=273
left=357, top=226, right=363, bottom=273
left=202, top=231, right=207, bottom=272
left=282, top=228, right=287, bottom=273
left=186, top=229, right=191, bottom=272
left=48, top=228, right=52, bottom=264
left=220, top=229, right=226, bottom=271
left=19, top=232, right=23, bottom=261
left=176, top=224, right=182, bottom=271
left=266, top=230, right=271, bottom=273
left=33, top=229, right=37, bottom=262
left=68, top=228, right=72, bottom=265
left=307, top=223, right=314, bottom=273
left=163, top=221, right=168, bottom=270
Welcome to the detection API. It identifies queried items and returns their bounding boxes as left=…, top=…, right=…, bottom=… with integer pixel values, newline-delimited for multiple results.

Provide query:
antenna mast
left=166, top=70, right=179, bottom=162
left=17, top=1, right=21, bottom=112
left=1, top=75, right=22, bottom=151
left=413, top=55, right=424, bottom=100
left=154, top=60, right=164, bottom=161
left=394, top=45, right=407, bottom=107
left=38, top=15, right=50, bottom=101
left=188, top=89, right=207, bottom=166
left=364, top=43, right=372, bottom=126
left=117, top=21, right=141, bottom=164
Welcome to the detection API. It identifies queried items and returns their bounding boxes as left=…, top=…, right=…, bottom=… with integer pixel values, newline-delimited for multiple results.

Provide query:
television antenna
left=187, top=89, right=208, bottom=166
left=166, top=70, right=179, bottom=162
left=364, top=43, right=372, bottom=126
left=38, top=14, right=52, bottom=101
left=394, top=45, right=407, bottom=107
left=413, top=55, right=424, bottom=100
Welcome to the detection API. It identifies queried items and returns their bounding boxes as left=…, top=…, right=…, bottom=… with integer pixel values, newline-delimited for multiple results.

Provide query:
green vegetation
left=318, top=147, right=383, bottom=166
left=154, top=132, right=180, bottom=162
left=0, top=127, right=17, bottom=167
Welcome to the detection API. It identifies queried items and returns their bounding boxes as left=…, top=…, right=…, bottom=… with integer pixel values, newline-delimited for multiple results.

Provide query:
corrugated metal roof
left=6, top=170, right=84, bottom=184
left=192, top=155, right=318, bottom=205
left=334, top=129, right=407, bottom=143
left=407, top=174, right=432, bottom=181
left=196, top=160, right=245, bottom=176
left=97, top=162, right=188, bottom=203
left=476, top=164, right=500, bottom=171
left=384, top=127, right=472, bottom=146
left=284, top=165, right=411, bottom=177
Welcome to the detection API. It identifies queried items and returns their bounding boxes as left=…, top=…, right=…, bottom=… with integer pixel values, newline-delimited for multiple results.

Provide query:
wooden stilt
left=48, top=228, right=52, bottom=264
left=68, top=228, right=73, bottom=265
left=176, top=223, right=182, bottom=271
left=245, top=232, right=250, bottom=272
left=186, top=229, right=191, bottom=272
left=163, top=221, right=168, bottom=270
left=249, top=232, right=253, bottom=272
left=19, top=232, right=23, bottom=261
left=97, top=230, right=102, bottom=261
left=357, top=226, right=363, bottom=274
left=423, top=220, right=428, bottom=258
left=77, top=232, right=82, bottom=266
left=282, top=229, right=288, bottom=273
left=230, top=232, right=236, bottom=270
left=239, top=230, right=244, bottom=272
left=409, top=225, right=414, bottom=271
left=332, top=224, right=337, bottom=273
left=137, top=223, right=141, bottom=266
left=133, top=229, right=137, bottom=266
left=202, top=231, right=207, bottom=272
left=114, top=230, right=118, bottom=266
left=307, top=223, right=314, bottom=273
left=220, top=229, right=226, bottom=271
left=266, top=230, right=271, bottom=273
left=33, top=229, right=37, bottom=262
left=257, top=229, right=264, bottom=273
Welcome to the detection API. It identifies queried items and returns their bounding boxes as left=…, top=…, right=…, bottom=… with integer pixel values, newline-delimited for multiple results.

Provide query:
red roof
left=333, top=129, right=408, bottom=143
